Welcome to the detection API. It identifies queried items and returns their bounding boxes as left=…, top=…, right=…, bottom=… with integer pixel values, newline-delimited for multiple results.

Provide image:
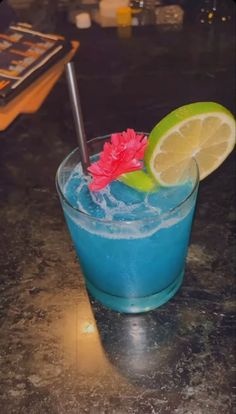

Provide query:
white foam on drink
left=90, top=186, right=128, bottom=220
left=66, top=206, right=190, bottom=240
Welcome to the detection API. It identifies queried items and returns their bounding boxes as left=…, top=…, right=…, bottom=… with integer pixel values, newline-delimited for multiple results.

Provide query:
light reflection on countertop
left=53, top=291, right=111, bottom=375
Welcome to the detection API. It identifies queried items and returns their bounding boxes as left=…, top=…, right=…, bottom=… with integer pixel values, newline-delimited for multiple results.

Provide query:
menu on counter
left=0, top=23, right=71, bottom=105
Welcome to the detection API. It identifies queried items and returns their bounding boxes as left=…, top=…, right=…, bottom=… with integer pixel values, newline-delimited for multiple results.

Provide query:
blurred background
left=5, top=0, right=236, bottom=31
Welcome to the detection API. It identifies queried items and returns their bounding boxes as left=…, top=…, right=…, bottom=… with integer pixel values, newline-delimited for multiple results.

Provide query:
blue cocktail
left=56, top=135, right=199, bottom=313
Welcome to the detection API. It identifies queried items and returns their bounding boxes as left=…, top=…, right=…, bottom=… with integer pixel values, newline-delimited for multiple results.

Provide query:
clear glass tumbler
left=56, top=135, right=199, bottom=313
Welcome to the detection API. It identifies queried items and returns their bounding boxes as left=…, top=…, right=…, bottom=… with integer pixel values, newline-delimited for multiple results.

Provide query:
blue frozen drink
left=56, top=133, right=199, bottom=313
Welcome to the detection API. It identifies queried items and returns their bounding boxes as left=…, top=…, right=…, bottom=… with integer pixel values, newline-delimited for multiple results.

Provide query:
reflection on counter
left=54, top=290, right=111, bottom=375
left=91, top=296, right=185, bottom=388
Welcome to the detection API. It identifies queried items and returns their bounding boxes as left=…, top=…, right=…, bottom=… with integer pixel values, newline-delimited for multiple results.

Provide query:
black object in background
left=0, top=0, right=17, bottom=31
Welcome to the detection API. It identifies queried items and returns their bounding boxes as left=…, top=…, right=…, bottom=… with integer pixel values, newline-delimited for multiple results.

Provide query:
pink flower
left=88, top=129, right=148, bottom=191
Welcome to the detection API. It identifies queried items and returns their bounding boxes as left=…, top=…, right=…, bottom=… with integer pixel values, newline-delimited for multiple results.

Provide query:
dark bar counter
left=0, top=6, right=235, bottom=414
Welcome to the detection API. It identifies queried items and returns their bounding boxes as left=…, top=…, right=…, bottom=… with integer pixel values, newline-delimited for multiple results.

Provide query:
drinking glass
left=56, top=135, right=199, bottom=313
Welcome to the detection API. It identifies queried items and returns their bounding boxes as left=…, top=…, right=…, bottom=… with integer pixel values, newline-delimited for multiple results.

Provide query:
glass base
left=86, top=270, right=184, bottom=314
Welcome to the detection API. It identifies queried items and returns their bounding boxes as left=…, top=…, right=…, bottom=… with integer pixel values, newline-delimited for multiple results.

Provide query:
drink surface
left=64, top=161, right=192, bottom=224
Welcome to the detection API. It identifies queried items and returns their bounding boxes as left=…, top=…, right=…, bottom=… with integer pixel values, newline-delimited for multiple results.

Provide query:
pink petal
left=111, top=133, right=122, bottom=146
left=89, top=175, right=112, bottom=191
left=87, top=163, right=104, bottom=175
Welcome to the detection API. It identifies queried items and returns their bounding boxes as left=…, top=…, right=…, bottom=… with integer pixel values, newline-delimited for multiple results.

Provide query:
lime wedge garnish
left=118, top=170, right=157, bottom=192
left=145, top=102, right=236, bottom=186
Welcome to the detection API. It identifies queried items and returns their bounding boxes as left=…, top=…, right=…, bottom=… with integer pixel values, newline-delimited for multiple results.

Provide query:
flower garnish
left=88, top=129, right=148, bottom=191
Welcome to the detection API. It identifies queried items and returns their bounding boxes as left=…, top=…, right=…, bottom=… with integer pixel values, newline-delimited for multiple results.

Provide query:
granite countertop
left=0, top=7, right=235, bottom=414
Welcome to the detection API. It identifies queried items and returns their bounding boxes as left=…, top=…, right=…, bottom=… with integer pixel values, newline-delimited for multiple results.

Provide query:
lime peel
left=118, top=170, right=157, bottom=192
left=145, top=102, right=236, bottom=186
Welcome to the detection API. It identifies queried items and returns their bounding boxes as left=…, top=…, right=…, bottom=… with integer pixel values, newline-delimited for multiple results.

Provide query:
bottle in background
left=130, top=0, right=157, bottom=26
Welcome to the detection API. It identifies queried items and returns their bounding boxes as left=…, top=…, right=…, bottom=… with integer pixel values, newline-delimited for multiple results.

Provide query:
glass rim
left=55, top=134, right=200, bottom=225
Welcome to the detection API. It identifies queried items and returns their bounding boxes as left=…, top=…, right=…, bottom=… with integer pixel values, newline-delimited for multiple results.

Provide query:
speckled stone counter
left=0, top=8, right=235, bottom=414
